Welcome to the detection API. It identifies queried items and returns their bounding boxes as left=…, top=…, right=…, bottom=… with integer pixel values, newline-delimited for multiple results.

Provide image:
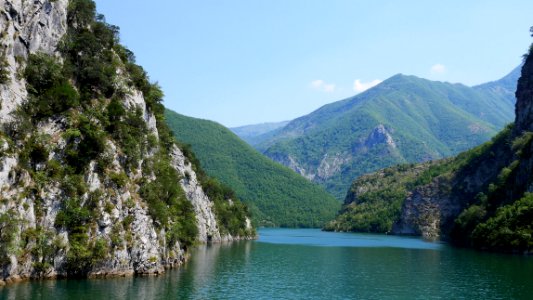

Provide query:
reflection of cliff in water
left=175, top=241, right=254, bottom=298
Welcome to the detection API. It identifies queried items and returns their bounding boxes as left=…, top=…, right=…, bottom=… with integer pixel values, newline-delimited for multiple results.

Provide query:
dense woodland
left=165, top=110, right=340, bottom=228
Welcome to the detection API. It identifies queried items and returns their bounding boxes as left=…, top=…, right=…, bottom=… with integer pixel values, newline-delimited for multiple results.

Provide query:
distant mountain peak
left=254, top=67, right=517, bottom=199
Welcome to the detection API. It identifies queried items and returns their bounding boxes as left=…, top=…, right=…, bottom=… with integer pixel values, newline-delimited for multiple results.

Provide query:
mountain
left=165, top=110, right=340, bottom=228
left=255, top=73, right=517, bottom=199
left=474, top=64, right=521, bottom=104
left=0, top=0, right=252, bottom=283
left=326, top=43, right=533, bottom=254
left=230, top=121, right=289, bottom=145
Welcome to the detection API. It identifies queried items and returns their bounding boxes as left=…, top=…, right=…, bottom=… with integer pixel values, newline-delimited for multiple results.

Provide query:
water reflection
left=174, top=241, right=253, bottom=299
left=1, top=230, right=533, bottom=300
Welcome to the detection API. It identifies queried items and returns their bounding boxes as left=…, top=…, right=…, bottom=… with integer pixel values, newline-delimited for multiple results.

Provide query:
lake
left=2, top=228, right=533, bottom=299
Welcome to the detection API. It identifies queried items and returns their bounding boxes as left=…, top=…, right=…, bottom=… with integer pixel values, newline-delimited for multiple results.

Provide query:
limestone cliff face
left=0, top=0, right=68, bottom=123
left=268, top=124, right=398, bottom=185
left=0, top=0, right=252, bottom=284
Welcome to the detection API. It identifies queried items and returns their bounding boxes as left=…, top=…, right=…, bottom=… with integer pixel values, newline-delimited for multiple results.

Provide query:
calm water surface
left=2, top=228, right=533, bottom=299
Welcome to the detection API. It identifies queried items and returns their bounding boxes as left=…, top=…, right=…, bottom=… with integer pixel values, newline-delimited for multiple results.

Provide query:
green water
left=2, top=228, right=533, bottom=299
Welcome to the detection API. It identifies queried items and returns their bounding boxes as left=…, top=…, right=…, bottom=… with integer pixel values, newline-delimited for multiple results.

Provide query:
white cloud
left=311, top=79, right=324, bottom=89
left=353, top=79, right=382, bottom=93
left=430, top=63, right=446, bottom=75
left=323, top=83, right=335, bottom=92
left=310, top=79, right=336, bottom=93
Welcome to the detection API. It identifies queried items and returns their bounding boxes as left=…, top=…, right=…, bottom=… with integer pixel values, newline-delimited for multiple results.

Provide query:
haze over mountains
left=235, top=68, right=520, bottom=199
left=230, top=121, right=289, bottom=145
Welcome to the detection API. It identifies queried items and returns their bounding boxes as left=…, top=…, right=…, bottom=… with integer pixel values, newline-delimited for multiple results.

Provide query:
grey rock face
left=364, top=124, right=396, bottom=148
left=0, top=0, right=249, bottom=283
left=170, top=146, right=222, bottom=243
left=0, top=0, right=68, bottom=123
left=392, top=178, right=453, bottom=239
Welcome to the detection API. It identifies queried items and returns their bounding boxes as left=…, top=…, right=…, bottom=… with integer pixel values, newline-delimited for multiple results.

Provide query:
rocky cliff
left=0, top=0, right=253, bottom=284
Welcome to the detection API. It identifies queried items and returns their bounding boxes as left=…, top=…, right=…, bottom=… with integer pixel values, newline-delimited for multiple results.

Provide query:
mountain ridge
left=252, top=71, right=517, bottom=199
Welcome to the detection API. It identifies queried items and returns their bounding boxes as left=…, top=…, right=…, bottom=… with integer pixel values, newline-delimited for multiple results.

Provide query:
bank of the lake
left=2, top=228, right=532, bottom=299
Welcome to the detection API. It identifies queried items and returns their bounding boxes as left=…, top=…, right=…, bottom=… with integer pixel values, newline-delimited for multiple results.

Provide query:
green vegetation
left=329, top=108, right=532, bottom=254
left=470, top=193, right=533, bottom=253
left=0, top=51, right=10, bottom=84
left=324, top=161, right=441, bottom=232
left=165, top=110, right=340, bottom=227
left=139, top=154, right=198, bottom=248
left=327, top=125, right=515, bottom=234
left=448, top=127, right=532, bottom=252
left=254, top=73, right=516, bottom=199
left=0, top=211, right=22, bottom=264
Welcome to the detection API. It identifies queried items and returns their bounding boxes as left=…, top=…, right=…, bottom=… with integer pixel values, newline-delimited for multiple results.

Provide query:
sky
left=94, top=0, right=533, bottom=127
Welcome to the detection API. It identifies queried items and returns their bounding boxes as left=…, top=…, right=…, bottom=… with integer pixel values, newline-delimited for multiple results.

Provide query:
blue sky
left=94, top=0, right=533, bottom=127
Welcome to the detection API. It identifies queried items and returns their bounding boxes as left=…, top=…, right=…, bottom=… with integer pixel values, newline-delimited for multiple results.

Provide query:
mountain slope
left=230, top=121, right=289, bottom=145
left=327, top=40, right=533, bottom=254
left=256, top=73, right=516, bottom=199
left=474, top=64, right=521, bottom=104
left=0, top=0, right=252, bottom=282
left=165, top=110, right=340, bottom=228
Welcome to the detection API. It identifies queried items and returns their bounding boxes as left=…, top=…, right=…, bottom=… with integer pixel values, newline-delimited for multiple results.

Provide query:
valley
left=0, top=0, right=532, bottom=298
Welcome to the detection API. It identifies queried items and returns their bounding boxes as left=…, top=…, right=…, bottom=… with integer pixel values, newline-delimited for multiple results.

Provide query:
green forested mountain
left=254, top=73, right=517, bottom=199
left=165, top=110, right=340, bottom=227
left=327, top=44, right=533, bottom=254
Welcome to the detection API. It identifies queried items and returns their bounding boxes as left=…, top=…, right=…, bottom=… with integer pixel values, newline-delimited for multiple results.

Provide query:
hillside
left=165, top=110, right=340, bottom=227
left=474, top=64, right=521, bottom=104
left=327, top=38, right=533, bottom=253
left=255, top=73, right=516, bottom=199
left=0, top=0, right=252, bottom=282
left=230, top=121, right=289, bottom=145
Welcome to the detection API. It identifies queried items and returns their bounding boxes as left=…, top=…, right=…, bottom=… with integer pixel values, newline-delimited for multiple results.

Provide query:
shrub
left=55, top=197, right=90, bottom=229
left=471, top=193, right=533, bottom=253
left=140, top=155, right=198, bottom=247
left=0, top=53, right=9, bottom=84
left=24, top=54, right=79, bottom=120
left=0, top=211, right=21, bottom=264
left=67, top=0, right=96, bottom=28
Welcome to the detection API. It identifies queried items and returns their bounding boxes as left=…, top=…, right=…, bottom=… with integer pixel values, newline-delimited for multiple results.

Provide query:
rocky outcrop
left=392, top=178, right=457, bottom=239
left=171, top=146, right=221, bottom=243
left=364, top=124, right=396, bottom=149
left=317, top=153, right=350, bottom=180
left=0, top=0, right=252, bottom=284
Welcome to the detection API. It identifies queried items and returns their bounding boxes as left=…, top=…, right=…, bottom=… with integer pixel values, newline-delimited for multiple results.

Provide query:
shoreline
left=0, top=234, right=257, bottom=287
